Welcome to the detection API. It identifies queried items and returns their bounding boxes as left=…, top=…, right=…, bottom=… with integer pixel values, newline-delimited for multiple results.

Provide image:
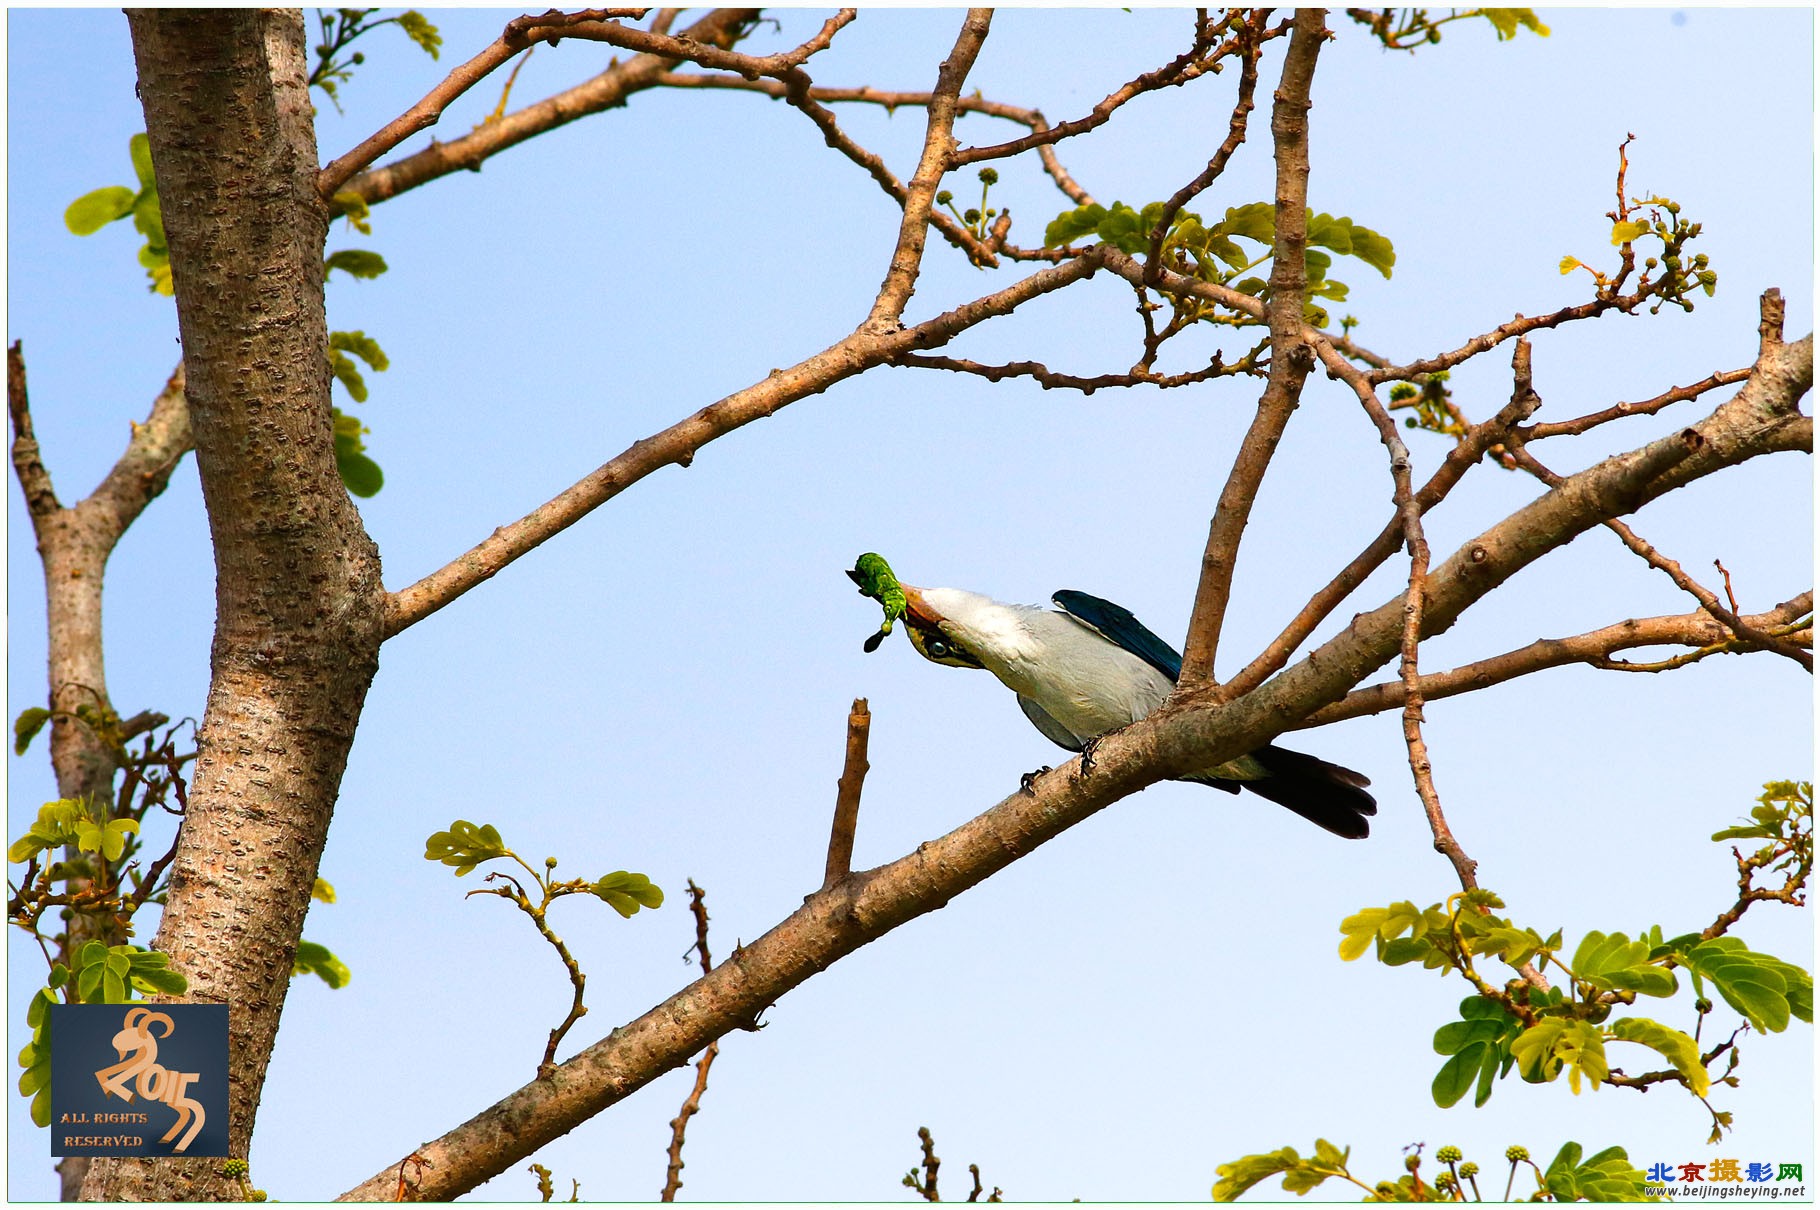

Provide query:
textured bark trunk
left=80, top=11, right=386, bottom=1200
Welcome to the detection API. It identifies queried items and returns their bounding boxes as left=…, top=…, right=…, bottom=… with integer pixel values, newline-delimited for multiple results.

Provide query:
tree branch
left=659, top=880, right=720, bottom=1202
left=383, top=247, right=1107, bottom=637
left=1175, top=8, right=1325, bottom=690
left=339, top=326, right=1807, bottom=1202
left=332, top=9, right=763, bottom=211
left=821, top=699, right=871, bottom=891
left=318, top=9, right=661, bottom=198
left=865, top=8, right=994, bottom=329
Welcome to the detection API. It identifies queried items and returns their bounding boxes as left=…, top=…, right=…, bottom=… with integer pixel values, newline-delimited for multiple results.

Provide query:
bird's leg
left=1019, top=766, right=1053, bottom=796
left=1079, top=734, right=1103, bottom=777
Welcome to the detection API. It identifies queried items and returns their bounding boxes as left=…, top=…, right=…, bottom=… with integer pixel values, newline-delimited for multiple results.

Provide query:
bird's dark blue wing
left=1052, top=590, right=1183, bottom=682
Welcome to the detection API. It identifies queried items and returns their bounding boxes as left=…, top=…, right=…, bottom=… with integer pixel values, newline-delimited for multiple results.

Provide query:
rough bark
left=80, top=11, right=387, bottom=1200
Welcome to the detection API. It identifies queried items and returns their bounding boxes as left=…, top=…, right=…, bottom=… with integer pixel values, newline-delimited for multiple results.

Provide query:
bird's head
left=898, top=585, right=997, bottom=670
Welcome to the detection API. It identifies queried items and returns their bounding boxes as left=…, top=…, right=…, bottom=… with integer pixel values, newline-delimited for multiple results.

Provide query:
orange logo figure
left=93, top=1007, right=206, bottom=1152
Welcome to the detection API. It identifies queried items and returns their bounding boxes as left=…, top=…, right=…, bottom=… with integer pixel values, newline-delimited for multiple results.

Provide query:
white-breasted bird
left=887, top=582, right=1376, bottom=839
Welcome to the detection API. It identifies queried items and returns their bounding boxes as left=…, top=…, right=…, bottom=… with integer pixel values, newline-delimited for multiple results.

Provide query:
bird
left=889, top=582, right=1376, bottom=839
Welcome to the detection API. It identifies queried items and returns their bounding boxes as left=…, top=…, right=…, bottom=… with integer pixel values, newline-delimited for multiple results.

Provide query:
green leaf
left=312, top=877, right=337, bottom=904
left=1683, top=938, right=1801, bottom=1033
left=1044, top=203, right=1107, bottom=248
left=337, top=451, right=385, bottom=498
left=1212, top=1146, right=1304, bottom=1201
left=330, top=329, right=389, bottom=372
left=333, top=191, right=374, bottom=236
left=13, top=708, right=52, bottom=757
left=1544, top=1143, right=1647, bottom=1202
left=1431, top=1043, right=1486, bottom=1108
left=131, top=189, right=165, bottom=253
left=1571, top=930, right=1677, bottom=998
left=330, top=351, right=369, bottom=403
left=65, top=186, right=136, bottom=236
left=425, top=820, right=509, bottom=876
left=1609, top=1017, right=1708, bottom=1096
left=1218, top=201, right=1275, bottom=243
left=325, top=249, right=389, bottom=280
left=592, top=871, right=664, bottom=918
left=130, top=965, right=189, bottom=996
left=1610, top=219, right=1650, bottom=246
left=1346, top=224, right=1397, bottom=278
left=293, top=939, right=351, bottom=989
left=396, top=11, right=443, bottom=58
left=128, top=133, right=157, bottom=190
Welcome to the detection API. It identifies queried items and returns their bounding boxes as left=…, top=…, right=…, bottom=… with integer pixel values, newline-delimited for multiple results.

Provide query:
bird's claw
left=1079, top=735, right=1102, bottom=778
left=1020, top=766, right=1053, bottom=796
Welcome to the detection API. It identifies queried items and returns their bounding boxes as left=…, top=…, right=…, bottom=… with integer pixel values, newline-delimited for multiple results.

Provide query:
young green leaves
left=1043, top=200, right=1396, bottom=329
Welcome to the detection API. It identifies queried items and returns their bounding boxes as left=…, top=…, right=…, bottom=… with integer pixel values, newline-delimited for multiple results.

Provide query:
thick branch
left=865, top=8, right=994, bottom=328
left=340, top=332, right=1807, bottom=1202
left=1176, top=8, right=1325, bottom=690
left=384, top=248, right=1107, bottom=636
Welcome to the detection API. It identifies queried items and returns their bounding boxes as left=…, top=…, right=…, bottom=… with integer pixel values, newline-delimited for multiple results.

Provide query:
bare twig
left=1522, top=367, right=1751, bottom=440
left=9, top=342, right=60, bottom=517
left=334, top=10, right=763, bottom=210
left=891, top=349, right=1261, bottom=392
left=317, top=10, right=665, bottom=197
left=821, top=699, right=872, bottom=891
left=1506, top=442, right=1811, bottom=671
left=1175, top=9, right=1325, bottom=690
left=660, top=880, right=721, bottom=1201
left=1301, top=593, right=1812, bottom=727
left=1142, top=12, right=1269, bottom=285
left=907, top=1126, right=941, bottom=1201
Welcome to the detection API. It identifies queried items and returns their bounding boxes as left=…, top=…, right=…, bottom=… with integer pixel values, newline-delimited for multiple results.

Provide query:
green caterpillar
left=846, top=552, right=907, bottom=653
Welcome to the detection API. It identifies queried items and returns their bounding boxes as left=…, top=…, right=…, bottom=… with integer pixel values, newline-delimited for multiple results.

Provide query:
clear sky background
left=7, top=7, right=1814, bottom=1202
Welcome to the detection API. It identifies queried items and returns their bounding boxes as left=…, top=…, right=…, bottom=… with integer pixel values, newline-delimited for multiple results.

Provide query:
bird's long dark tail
left=1192, top=745, right=1377, bottom=839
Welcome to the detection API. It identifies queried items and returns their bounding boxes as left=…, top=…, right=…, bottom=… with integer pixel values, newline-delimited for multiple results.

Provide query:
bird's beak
left=899, top=584, right=946, bottom=630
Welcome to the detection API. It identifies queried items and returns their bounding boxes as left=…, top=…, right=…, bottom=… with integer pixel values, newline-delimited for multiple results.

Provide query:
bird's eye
left=928, top=639, right=950, bottom=658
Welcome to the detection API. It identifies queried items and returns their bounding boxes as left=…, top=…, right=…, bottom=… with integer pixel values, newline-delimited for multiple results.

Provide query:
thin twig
left=891, top=349, right=1261, bottom=392
left=1301, top=593, right=1813, bottom=727
left=8, top=342, right=60, bottom=518
left=1505, top=443, right=1811, bottom=671
left=660, top=880, right=721, bottom=1201
left=317, top=10, right=657, bottom=197
left=821, top=700, right=871, bottom=891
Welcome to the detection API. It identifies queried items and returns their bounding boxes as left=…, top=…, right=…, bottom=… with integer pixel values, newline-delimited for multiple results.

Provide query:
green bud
left=1459, top=1163, right=1480, bottom=1179
left=1505, top=1146, right=1529, bottom=1163
left=1436, top=1146, right=1462, bottom=1164
left=936, top=190, right=953, bottom=206
left=964, top=209, right=980, bottom=224
left=978, top=167, right=999, bottom=186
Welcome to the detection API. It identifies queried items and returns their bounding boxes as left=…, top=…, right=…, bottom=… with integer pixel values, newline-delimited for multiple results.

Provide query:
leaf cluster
left=15, top=943, right=187, bottom=1128
left=1561, top=191, right=1716, bottom=312
left=63, top=135, right=393, bottom=499
left=1044, top=200, right=1394, bottom=330
left=64, top=134, right=169, bottom=294
left=1347, top=8, right=1550, bottom=51
left=424, top=819, right=665, bottom=918
left=1339, top=785, right=1812, bottom=1135
left=310, top=9, right=442, bottom=110
left=1214, top=1138, right=1648, bottom=1203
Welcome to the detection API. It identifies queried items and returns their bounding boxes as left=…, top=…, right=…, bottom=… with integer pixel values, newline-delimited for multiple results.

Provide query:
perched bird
left=893, top=583, right=1376, bottom=839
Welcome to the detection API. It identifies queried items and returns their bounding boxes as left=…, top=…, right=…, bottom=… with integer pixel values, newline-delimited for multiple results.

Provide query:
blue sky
left=7, top=7, right=1813, bottom=1201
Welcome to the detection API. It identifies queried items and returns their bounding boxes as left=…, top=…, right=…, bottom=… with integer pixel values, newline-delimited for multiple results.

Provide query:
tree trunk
left=81, top=10, right=386, bottom=1199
